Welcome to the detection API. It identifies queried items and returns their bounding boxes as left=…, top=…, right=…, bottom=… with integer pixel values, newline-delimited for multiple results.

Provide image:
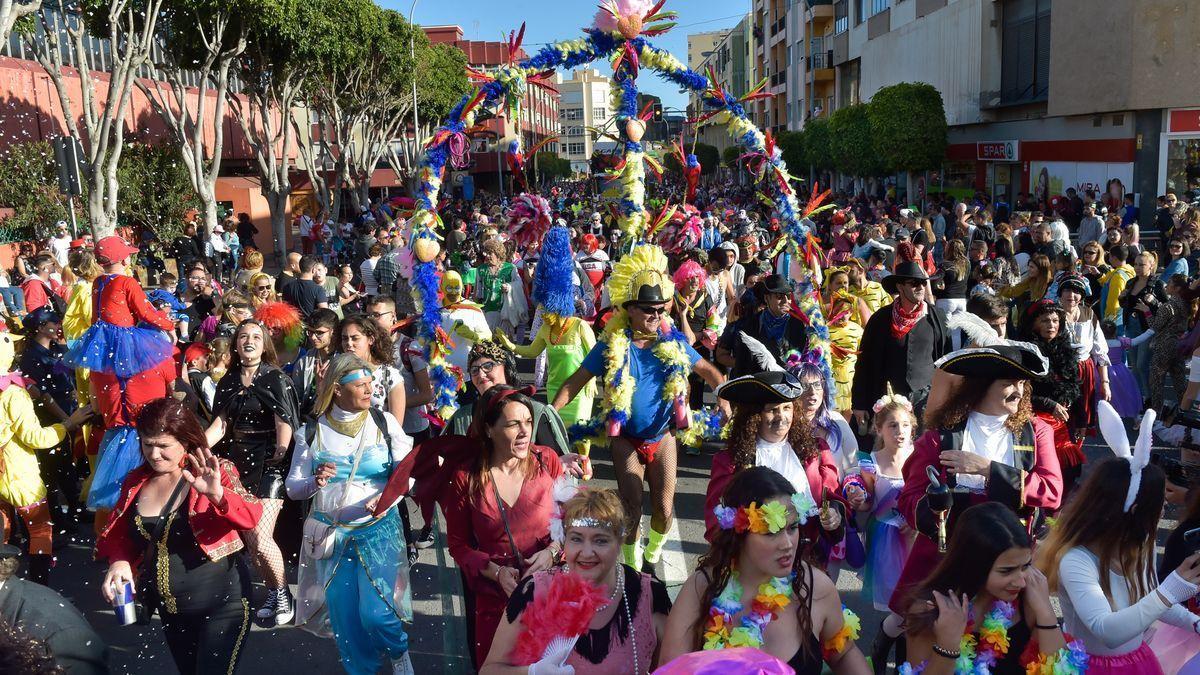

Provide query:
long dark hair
left=726, top=402, right=819, bottom=469
left=904, top=502, right=1030, bottom=635
left=1037, top=457, right=1166, bottom=602
left=693, top=466, right=815, bottom=657
left=340, top=314, right=394, bottom=367
left=467, top=384, right=539, bottom=497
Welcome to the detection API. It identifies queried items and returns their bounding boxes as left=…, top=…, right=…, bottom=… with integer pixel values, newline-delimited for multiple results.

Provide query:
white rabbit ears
left=1094, top=400, right=1156, bottom=512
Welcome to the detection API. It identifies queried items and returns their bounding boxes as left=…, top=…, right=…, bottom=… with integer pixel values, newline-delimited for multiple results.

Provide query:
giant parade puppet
left=405, top=0, right=838, bottom=452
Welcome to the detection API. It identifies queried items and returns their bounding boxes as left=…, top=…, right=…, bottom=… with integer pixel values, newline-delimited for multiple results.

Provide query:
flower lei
left=714, top=493, right=819, bottom=534
left=822, top=606, right=863, bottom=662
left=703, top=573, right=794, bottom=650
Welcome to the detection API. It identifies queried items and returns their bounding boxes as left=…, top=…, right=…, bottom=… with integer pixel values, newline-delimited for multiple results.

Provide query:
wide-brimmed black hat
left=934, top=344, right=1049, bottom=380
left=760, top=274, right=791, bottom=296
left=717, top=371, right=806, bottom=405
left=623, top=279, right=668, bottom=307
left=882, top=261, right=930, bottom=294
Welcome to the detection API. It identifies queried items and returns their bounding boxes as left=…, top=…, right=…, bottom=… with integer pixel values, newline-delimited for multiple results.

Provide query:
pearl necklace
left=586, top=566, right=638, bottom=674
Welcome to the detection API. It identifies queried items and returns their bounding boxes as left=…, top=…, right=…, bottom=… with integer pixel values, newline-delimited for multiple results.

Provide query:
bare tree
left=0, top=0, right=42, bottom=48
left=23, top=0, right=166, bottom=237
left=138, top=1, right=250, bottom=236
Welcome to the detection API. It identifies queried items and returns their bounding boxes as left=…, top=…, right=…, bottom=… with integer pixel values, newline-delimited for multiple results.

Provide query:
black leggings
left=161, top=598, right=250, bottom=675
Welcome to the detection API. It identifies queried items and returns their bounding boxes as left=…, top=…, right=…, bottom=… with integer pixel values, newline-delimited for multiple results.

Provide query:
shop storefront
left=1159, top=108, right=1200, bottom=198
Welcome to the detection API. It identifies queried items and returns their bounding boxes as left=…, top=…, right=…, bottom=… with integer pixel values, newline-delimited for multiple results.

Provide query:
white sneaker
left=392, top=652, right=414, bottom=675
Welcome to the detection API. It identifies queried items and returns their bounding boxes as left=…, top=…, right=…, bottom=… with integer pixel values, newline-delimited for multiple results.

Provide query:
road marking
left=660, top=518, right=689, bottom=601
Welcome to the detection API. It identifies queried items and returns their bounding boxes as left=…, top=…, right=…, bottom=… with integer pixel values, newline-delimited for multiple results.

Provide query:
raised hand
left=182, top=446, right=224, bottom=505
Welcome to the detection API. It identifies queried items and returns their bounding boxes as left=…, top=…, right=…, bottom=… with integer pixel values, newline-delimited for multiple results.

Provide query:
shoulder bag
left=301, top=423, right=367, bottom=560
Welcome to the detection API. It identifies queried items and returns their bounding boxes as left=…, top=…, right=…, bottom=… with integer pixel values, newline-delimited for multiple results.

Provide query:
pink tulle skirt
left=1147, top=621, right=1200, bottom=674
left=1085, top=641, right=1163, bottom=675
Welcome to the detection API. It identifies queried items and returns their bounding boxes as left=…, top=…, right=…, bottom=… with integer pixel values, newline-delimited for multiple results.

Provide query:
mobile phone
left=1184, top=526, right=1200, bottom=554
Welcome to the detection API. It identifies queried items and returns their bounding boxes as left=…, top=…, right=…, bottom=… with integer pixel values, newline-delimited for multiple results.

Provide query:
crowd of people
left=0, top=177, right=1199, bottom=675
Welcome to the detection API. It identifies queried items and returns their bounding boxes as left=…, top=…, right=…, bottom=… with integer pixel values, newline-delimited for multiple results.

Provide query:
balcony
left=806, top=0, right=834, bottom=24
left=806, top=50, right=834, bottom=84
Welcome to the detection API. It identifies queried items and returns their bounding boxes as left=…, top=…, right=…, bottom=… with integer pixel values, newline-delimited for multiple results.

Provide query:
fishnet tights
left=243, top=498, right=286, bottom=588
left=610, top=435, right=678, bottom=544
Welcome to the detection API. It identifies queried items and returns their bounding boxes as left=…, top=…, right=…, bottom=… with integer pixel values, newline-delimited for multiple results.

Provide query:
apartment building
left=556, top=69, right=618, bottom=174
left=424, top=25, right=560, bottom=191
left=687, top=15, right=756, bottom=153
left=687, top=30, right=728, bottom=72
left=818, top=0, right=1199, bottom=213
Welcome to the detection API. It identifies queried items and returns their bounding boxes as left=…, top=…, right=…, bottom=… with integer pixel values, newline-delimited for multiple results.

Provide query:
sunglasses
left=468, top=360, right=498, bottom=377
left=634, top=305, right=667, bottom=316
left=255, top=285, right=272, bottom=291
left=366, top=311, right=394, bottom=319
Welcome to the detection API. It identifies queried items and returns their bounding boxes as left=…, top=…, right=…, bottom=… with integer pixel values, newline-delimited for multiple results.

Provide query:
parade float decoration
left=408, top=0, right=834, bottom=424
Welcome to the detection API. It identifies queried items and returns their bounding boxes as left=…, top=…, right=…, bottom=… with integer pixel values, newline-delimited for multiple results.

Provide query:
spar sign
left=977, top=141, right=1020, bottom=162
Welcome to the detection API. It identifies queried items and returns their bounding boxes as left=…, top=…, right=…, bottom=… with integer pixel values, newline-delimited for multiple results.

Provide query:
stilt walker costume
left=64, top=236, right=176, bottom=511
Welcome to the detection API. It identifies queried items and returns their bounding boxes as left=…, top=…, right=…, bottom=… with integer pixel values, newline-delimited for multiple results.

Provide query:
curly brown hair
left=726, top=401, right=820, bottom=469
left=923, top=377, right=1032, bottom=433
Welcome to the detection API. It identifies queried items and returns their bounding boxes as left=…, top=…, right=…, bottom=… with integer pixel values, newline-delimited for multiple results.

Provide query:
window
left=566, top=126, right=584, bottom=137
left=835, top=0, right=849, bottom=33
left=1000, top=0, right=1051, bottom=105
left=592, top=107, right=606, bottom=120
left=567, top=143, right=586, bottom=156
left=855, top=0, right=890, bottom=23
left=839, top=59, right=861, bottom=108
left=559, top=108, right=583, bottom=120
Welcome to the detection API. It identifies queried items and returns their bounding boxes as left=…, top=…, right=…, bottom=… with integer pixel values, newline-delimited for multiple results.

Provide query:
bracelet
left=932, top=643, right=961, bottom=659
left=1035, top=622, right=1060, bottom=630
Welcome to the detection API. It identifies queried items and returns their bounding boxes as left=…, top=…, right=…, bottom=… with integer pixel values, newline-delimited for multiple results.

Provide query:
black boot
left=869, top=620, right=897, bottom=675
left=27, top=554, right=51, bottom=586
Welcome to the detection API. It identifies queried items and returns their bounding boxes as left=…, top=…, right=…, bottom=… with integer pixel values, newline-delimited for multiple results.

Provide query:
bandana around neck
left=890, top=300, right=927, bottom=341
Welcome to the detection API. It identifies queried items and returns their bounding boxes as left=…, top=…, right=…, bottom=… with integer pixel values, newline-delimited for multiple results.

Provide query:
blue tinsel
left=625, top=141, right=643, bottom=153
left=531, top=226, right=576, bottom=316
left=686, top=154, right=699, bottom=168
left=619, top=78, right=638, bottom=118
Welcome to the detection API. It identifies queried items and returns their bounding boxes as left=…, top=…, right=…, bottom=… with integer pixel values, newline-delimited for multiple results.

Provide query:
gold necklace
left=325, top=409, right=369, bottom=438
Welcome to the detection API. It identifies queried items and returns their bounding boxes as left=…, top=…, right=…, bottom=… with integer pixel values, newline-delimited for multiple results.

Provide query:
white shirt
left=49, top=235, right=70, bottom=268
left=755, top=438, right=814, bottom=503
left=1066, top=314, right=1111, bottom=366
left=360, top=257, right=380, bottom=296
left=1059, top=546, right=1199, bottom=656
left=956, top=411, right=1014, bottom=491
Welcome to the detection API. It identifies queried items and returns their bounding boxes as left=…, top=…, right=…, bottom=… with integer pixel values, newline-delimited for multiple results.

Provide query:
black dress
left=212, top=364, right=300, bottom=499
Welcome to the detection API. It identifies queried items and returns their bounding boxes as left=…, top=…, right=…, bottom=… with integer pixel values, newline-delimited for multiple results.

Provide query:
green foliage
left=775, top=131, right=804, bottom=172
left=534, top=152, right=572, bottom=181
left=116, top=142, right=200, bottom=242
left=867, top=82, right=948, bottom=173
left=418, top=42, right=470, bottom=124
left=828, top=104, right=884, bottom=177
left=800, top=117, right=833, bottom=170
left=722, top=145, right=741, bottom=168
left=0, top=141, right=74, bottom=243
left=694, top=143, right=720, bottom=176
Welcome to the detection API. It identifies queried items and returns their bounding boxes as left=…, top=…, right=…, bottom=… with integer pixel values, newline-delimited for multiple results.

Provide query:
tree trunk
left=267, top=191, right=289, bottom=263
left=0, top=0, right=41, bottom=49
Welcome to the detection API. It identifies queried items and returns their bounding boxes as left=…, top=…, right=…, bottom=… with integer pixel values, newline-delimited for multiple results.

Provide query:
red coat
left=95, top=460, right=262, bottom=568
left=703, top=439, right=842, bottom=542
left=887, top=419, right=1062, bottom=613
left=94, top=274, right=174, bottom=330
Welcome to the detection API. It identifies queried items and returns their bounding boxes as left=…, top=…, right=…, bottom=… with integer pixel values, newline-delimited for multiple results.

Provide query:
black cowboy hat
left=759, top=274, right=791, bottom=296
left=622, top=278, right=669, bottom=307
left=882, top=261, right=930, bottom=294
left=934, top=344, right=1049, bottom=380
left=716, top=371, right=806, bottom=405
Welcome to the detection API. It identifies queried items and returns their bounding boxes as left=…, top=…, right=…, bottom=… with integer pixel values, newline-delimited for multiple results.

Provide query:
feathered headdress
left=1095, top=400, right=1155, bottom=512
left=605, top=244, right=671, bottom=317
left=532, top=226, right=577, bottom=317
left=507, top=193, right=553, bottom=253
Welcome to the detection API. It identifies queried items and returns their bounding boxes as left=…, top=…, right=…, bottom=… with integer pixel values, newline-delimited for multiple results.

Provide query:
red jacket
left=704, top=439, right=842, bottom=542
left=95, top=460, right=261, bottom=567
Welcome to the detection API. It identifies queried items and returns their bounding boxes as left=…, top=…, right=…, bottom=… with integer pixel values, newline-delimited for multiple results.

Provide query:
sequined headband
left=568, top=517, right=622, bottom=532
left=713, top=493, right=819, bottom=534
left=338, top=369, right=372, bottom=385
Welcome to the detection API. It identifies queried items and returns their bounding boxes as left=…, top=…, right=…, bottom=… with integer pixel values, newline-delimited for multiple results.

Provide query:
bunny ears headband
left=1095, top=400, right=1155, bottom=513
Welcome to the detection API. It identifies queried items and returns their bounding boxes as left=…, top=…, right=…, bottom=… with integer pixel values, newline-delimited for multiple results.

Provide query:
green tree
left=387, top=40, right=470, bottom=184
left=116, top=142, right=201, bottom=243
left=722, top=145, right=740, bottom=169
left=534, top=152, right=572, bottom=182
left=776, top=130, right=804, bottom=172
left=0, top=141, right=74, bottom=242
left=694, top=142, right=720, bottom=176
left=800, top=117, right=833, bottom=170
left=828, top=104, right=884, bottom=177
left=867, top=82, right=948, bottom=173
left=1, top=1, right=41, bottom=49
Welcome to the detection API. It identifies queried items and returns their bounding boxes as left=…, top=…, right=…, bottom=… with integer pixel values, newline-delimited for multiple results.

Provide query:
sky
left=381, top=0, right=750, bottom=111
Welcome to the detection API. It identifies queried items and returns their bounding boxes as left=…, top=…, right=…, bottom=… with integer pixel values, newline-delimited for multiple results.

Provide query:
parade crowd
left=3, top=177, right=1200, bottom=675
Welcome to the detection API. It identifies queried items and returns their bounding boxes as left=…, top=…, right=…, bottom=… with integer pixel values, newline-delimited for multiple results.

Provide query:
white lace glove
left=526, top=636, right=576, bottom=675
left=1157, top=570, right=1199, bottom=606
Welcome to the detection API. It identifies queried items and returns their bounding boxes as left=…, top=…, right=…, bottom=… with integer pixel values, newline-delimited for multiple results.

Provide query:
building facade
left=688, top=15, right=755, bottom=153
left=424, top=25, right=560, bottom=192
left=556, top=68, right=617, bottom=174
